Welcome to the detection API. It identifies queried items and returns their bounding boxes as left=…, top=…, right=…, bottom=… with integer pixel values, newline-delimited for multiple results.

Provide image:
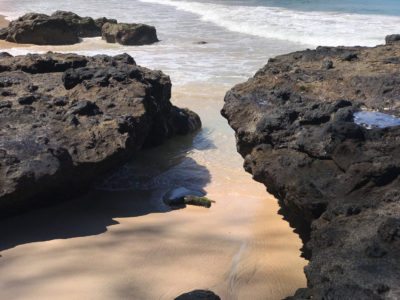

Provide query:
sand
left=0, top=15, right=8, bottom=28
left=0, top=14, right=18, bottom=50
left=0, top=37, right=307, bottom=299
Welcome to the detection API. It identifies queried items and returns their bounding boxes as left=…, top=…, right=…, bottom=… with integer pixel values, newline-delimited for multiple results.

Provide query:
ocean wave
left=138, top=0, right=400, bottom=46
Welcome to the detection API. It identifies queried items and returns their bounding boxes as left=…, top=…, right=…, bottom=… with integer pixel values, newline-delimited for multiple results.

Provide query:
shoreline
left=0, top=15, right=9, bottom=28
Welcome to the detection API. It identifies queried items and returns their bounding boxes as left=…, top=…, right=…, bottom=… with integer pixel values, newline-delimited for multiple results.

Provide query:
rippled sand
left=0, top=22, right=306, bottom=299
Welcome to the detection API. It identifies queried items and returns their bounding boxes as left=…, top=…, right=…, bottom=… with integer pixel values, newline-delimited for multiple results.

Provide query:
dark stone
left=385, top=34, right=400, bottom=45
left=18, top=95, right=36, bottom=105
left=1, top=11, right=157, bottom=46
left=51, top=11, right=100, bottom=37
left=341, top=52, right=358, bottom=61
left=222, top=40, right=400, bottom=299
left=66, top=114, right=80, bottom=126
left=378, top=218, right=400, bottom=243
left=375, top=284, right=390, bottom=294
left=5, top=14, right=79, bottom=45
left=163, top=187, right=205, bottom=207
left=67, top=100, right=102, bottom=116
left=53, top=97, right=68, bottom=106
left=169, top=106, right=202, bottom=135
left=0, top=52, right=201, bottom=218
left=322, top=59, right=333, bottom=70
left=62, top=67, right=95, bottom=89
left=184, top=195, right=213, bottom=208
left=0, top=101, right=12, bottom=109
left=365, top=242, right=387, bottom=258
left=284, top=288, right=312, bottom=300
left=175, top=290, right=221, bottom=300
left=94, top=17, right=117, bottom=29
left=0, top=28, right=8, bottom=40
left=0, top=52, right=12, bottom=58
left=102, top=22, right=159, bottom=46
left=27, top=84, right=38, bottom=92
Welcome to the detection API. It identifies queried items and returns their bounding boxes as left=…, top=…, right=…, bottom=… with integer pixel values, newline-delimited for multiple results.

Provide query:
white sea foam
left=138, top=0, right=400, bottom=46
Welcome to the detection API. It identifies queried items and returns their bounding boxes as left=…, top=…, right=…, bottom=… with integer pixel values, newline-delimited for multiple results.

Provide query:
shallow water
left=354, top=111, right=400, bottom=129
left=0, top=0, right=399, bottom=298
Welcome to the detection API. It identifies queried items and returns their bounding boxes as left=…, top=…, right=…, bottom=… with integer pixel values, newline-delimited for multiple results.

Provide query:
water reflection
left=353, top=111, right=400, bottom=129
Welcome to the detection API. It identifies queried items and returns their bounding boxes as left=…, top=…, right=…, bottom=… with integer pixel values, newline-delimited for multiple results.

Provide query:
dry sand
left=0, top=15, right=8, bottom=28
left=0, top=38, right=307, bottom=299
left=0, top=14, right=18, bottom=50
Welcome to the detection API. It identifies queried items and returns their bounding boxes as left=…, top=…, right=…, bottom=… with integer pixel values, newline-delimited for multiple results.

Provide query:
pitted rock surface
left=222, top=38, right=400, bottom=299
left=0, top=52, right=200, bottom=218
left=0, top=11, right=157, bottom=46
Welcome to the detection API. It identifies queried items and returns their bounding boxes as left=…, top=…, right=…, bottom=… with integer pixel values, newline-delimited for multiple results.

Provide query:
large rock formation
left=2, top=13, right=79, bottom=45
left=102, top=22, right=158, bottom=46
left=0, top=52, right=201, bottom=218
left=222, top=38, right=400, bottom=299
left=50, top=11, right=117, bottom=38
left=0, top=11, right=157, bottom=46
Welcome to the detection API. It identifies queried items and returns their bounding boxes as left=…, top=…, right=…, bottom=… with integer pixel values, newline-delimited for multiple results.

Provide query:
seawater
left=0, top=0, right=399, bottom=299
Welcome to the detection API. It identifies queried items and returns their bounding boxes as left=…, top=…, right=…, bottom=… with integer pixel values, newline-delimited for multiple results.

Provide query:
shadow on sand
left=0, top=130, right=213, bottom=254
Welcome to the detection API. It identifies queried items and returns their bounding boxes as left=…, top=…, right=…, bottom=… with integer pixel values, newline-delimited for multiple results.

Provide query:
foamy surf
left=138, top=0, right=400, bottom=46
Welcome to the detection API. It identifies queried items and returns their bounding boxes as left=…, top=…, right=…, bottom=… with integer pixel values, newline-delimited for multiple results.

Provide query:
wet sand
left=0, top=37, right=307, bottom=299
left=0, top=40, right=31, bottom=49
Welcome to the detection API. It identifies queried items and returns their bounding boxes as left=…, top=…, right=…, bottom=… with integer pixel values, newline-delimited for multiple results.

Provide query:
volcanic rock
left=385, top=34, right=400, bottom=45
left=49, top=11, right=117, bottom=38
left=0, top=52, right=201, bottom=218
left=101, top=22, right=159, bottom=46
left=175, top=290, right=221, bottom=300
left=0, top=11, right=155, bottom=46
left=222, top=40, right=400, bottom=299
left=163, top=187, right=205, bottom=207
left=3, top=13, right=79, bottom=45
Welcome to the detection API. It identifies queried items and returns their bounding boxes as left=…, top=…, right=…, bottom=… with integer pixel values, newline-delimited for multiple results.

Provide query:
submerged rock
left=175, top=290, right=221, bottom=300
left=101, top=22, right=158, bottom=46
left=163, top=187, right=205, bottom=207
left=184, top=196, right=214, bottom=208
left=0, top=52, right=201, bottom=218
left=222, top=39, right=400, bottom=299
